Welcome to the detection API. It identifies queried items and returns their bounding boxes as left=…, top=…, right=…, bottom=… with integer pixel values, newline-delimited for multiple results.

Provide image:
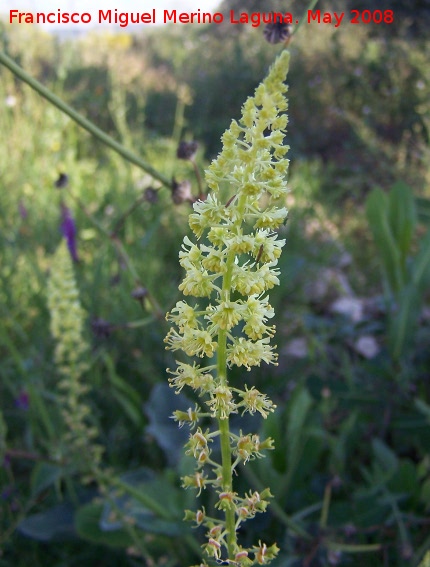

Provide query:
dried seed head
left=131, top=286, right=148, bottom=301
left=177, top=140, right=199, bottom=160
left=263, top=21, right=292, bottom=45
left=55, top=172, right=69, bottom=189
left=171, top=179, right=193, bottom=205
left=91, top=317, right=113, bottom=339
left=144, top=187, right=158, bottom=204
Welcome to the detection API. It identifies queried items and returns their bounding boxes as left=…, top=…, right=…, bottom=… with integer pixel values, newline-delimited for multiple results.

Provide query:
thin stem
left=168, top=86, right=187, bottom=179
left=5, top=448, right=66, bottom=465
left=291, top=0, right=321, bottom=37
left=325, top=542, right=382, bottom=554
left=190, top=158, right=204, bottom=200
left=218, top=416, right=236, bottom=557
left=241, top=464, right=311, bottom=540
left=65, top=189, right=164, bottom=320
left=217, top=298, right=236, bottom=557
left=108, top=476, right=172, bottom=520
left=0, top=50, right=171, bottom=189
left=100, top=473, right=203, bottom=559
left=111, top=193, right=147, bottom=236
left=215, top=195, right=249, bottom=559
left=319, top=482, right=331, bottom=529
left=104, top=490, right=157, bottom=564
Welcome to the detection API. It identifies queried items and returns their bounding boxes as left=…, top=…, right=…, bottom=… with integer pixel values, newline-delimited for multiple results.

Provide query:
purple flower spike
left=60, top=203, right=79, bottom=263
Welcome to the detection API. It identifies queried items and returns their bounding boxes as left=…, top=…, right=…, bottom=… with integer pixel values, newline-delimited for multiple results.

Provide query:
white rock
left=354, top=336, right=380, bottom=359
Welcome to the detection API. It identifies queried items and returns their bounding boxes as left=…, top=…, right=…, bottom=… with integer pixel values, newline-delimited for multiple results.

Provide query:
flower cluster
left=165, top=50, right=291, bottom=566
left=47, top=240, right=103, bottom=477
left=47, top=241, right=87, bottom=375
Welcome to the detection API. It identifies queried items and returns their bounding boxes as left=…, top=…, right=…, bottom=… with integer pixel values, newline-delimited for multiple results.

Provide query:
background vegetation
left=1, top=1, right=430, bottom=565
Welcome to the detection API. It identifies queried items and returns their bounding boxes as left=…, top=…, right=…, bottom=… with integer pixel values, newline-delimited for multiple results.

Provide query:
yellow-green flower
left=206, top=386, right=237, bottom=419
left=165, top=50, right=290, bottom=565
left=47, top=241, right=102, bottom=477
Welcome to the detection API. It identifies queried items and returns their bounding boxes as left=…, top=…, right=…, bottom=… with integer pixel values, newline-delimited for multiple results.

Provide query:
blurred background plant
left=0, top=0, right=430, bottom=565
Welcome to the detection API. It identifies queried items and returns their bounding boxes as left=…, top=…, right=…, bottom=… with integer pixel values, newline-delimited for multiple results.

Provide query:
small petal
left=60, top=203, right=79, bottom=263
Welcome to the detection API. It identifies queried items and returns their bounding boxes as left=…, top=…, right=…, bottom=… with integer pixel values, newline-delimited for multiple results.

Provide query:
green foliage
left=76, top=503, right=135, bottom=547
left=0, top=412, right=7, bottom=463
left=366, top=182, right=430, bottom=359
left=18, top=503, right=76, bottom=542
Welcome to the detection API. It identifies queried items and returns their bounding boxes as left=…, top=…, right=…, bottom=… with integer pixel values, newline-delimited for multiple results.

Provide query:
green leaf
left=418, top=550, right=430, bottom=567
left=412, top=228, right=430, bottom=293
left=285, top=386, right=313, bottom=485
left=388, top=181, right=416, bottom=268
left=140, top=216, right=162, bottom=248
left=388, top=283, right=421, bottom=359
left=30, top=462, right=64, bottom=498
left=366, top=187, right=403, bottom=295
left=420, top=477, right=430, bottom=509
left=388, top=459, right=419, bottom=500
left=75, top=503, right=133, bottom=547
left=329, top=411, right=358, bottom=472
left=260, top=409, right=286, bottom=473
left=18, top=503, right=76, bottom=541
left=372, top=438, right=398, bottom=474
left=0, top=411, right=7, bottom=462
left=145, top=383, right=190, bottom=466
left=414, top=398, right=430, bottom=423
left=103, top=353, right=144, bottom=427
left=101, top=468, right=186, bottom=537
left=416, top=196, right=430, bottom=225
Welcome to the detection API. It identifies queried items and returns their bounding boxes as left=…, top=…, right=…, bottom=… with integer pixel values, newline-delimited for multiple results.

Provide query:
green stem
left=217, top=306, right=236, bottom=557
left=111, top=193, right=147, bottom=236
left=319, top=482, right=331, bottom=529
left=291, top=0, right=321, bottom=37
left=109, top=476, right=172, bottom=520
left=99, top=473, right=203, bottom=558
left=5, top=448, right=66, bottom=465
left=215, top=195, right=249, bottom=559
left=65, top=189, right=164, bottom=320
left=104, top=491, right=155, bottom=563
left=218, top=416, right=236, bottom=557
left=326, top=542, right=381, bottom=553
left=190, top=158, right=204, bottom=199
left=0, top=50, right=171, bottom=189
left=168, top=87, right=186, bottom=179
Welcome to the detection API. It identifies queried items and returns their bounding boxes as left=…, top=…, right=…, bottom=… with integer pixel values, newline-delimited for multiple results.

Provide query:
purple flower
left=60, top=203, right=79, bottom=262
left=15, top=390, right=29, bottom=411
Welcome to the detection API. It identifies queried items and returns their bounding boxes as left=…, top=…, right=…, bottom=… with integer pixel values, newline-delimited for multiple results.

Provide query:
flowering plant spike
left=165, top=50, right=290, bottom=566
left=47, top=240, right=103, bottom=478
